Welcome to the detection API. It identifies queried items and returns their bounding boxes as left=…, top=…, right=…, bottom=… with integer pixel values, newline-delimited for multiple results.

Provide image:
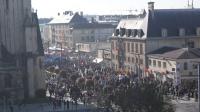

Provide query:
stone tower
left=0, top=0, right=44, bottom=98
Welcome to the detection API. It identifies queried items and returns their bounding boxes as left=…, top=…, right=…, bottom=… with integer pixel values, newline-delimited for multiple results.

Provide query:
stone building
left=46, top=12, right=115, bottom=50
left=47, top=11, right=88, bottom=49
left=147, top=47, right=200, bottom=88
left=111, top=2, right=200, bottom=77
left=0, top=0, right=44, bottom=99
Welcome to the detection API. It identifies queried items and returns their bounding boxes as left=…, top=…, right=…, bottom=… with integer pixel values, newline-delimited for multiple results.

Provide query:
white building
left=0, top=0, right=44, bottom=98
left=147, top=47, right=200, bottom=88
left=45, top=12, right=115, bottom=50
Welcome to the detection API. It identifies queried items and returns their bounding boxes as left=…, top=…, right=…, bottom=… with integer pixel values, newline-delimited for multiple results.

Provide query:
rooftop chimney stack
left=148, top=2, right=155, bottom=11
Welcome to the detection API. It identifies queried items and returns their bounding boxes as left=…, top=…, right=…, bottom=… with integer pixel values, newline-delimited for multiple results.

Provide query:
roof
left=147, top=46, right=179, bottom=55
left=32, top=12, right=44, bottom=56
left=72, top=23, right=116, bottom=29
left=48, top=13, right=88, bottom=25
left=147, top=9, right=200, bottom=37
left=114, top=11, right=148, bottom=38
left=148, top=47, right=200, bottom=59
left=114, top=8, right=200, bottom=38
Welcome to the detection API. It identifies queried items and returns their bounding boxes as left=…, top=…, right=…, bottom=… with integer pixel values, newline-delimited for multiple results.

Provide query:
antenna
left=188, top=0, right=194, bottom=9
left=192, top=0, right=194, bottom=9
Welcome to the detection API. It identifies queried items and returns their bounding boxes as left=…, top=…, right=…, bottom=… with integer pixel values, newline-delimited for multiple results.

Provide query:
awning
left=93, top=58, right=103, bottom=63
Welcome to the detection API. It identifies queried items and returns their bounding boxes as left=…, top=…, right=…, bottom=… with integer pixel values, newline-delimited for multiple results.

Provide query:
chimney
left=80, top=11, right=83, bottom=16
left=148, top=2, right=155, bottom=11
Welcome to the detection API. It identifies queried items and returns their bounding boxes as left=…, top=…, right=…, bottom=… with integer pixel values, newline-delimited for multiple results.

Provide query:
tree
left=113, top=81, right=175, bottom=112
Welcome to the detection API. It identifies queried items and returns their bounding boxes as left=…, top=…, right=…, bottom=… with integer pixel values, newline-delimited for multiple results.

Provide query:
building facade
left=147, top=47, right=200, bottom=88
left=47, top=11, right=88, bottom=49
left=0, top=0, right=44, bottom=99
left=45, top=12, right=115, bottom=51
left=111, top=2, right=200, bottom=77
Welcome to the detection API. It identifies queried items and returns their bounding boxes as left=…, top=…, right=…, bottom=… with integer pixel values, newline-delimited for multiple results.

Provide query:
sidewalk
left=171, top=98, right=199, bottom=112
left=0, top=102, right=96, bottom=112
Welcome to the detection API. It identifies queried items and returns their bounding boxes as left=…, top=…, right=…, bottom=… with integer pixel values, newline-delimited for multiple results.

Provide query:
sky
left=32, top=0, right=200, bottom=18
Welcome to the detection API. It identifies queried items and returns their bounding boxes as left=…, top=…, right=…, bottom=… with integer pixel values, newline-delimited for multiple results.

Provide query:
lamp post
left=198, top=63, right=200, bottom=111
left=192, top=61, right=200, bottom=111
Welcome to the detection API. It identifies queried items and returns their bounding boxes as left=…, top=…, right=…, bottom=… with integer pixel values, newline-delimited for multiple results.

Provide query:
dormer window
left=197, top=27, right=200, bottom=36
left=138, top=29, right=144, bottom=37
left=126, top=29, right=131, bottom=37
left=179, top=28, right=185, bottom=36
left=161, top=28, right=168, bottom=37
left=120, top=28, right=125, bottom=37
left=115, top=29, right=119, bottom=36
left=132, top=29, right=137, bottom=37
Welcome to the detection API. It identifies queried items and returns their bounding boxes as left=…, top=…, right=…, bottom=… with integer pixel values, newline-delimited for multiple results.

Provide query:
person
left=63, top=100, right=66, bottom=110
left=67, top=100, right=69, bottom=110
left=8, top=101, right=13, bottom=112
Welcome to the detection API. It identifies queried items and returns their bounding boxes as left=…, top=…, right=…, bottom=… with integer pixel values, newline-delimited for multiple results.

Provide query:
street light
left=191, top=61, right=200, bottom=111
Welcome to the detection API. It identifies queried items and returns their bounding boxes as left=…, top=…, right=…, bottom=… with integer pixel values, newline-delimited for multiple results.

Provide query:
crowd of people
left=44, top=53, right=198, bottom=111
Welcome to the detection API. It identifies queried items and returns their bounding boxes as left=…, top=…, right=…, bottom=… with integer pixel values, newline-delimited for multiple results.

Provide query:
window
left=115, top=29, right=120, bottom=36
left=132, top=57, right=135, bottom=63
left=189, top=72, right=193, bottom=76
left=112, top=54, right=115, bottom=59
left=179, top=28, right=185, bottom=36
left=161, top=28, right=168, bottom=37
left=120, top=28, right=126, bottom=36
left=172, top=68, right=175, bottom=71
left=193, top=64, right=198, bottom=69
left=6, top=0, right=9, bottom=10
left=184, top=62, right=188, bottom=70
left=197, top=27, right=200, bottom=36
left=140, top=59, right=143, bottom=65
left=148, top=59, right=152, bottom=66
left=128, top=57, right=130, bottom=62
left=123, top=43, right=126, bottom=52
left=127, top=43, right=130, bottom=53
left=153, top=60, right=156, bottom=67
left=81, top=37, right=85, bottom=41
left=126, top=29, right=131, bottom=37
left=131, top=43, right=134, bottom=53
left=91, top=30, right=94, bottom=34
left=90, top=36, right=94, bottom=42
left=140, top=44, right=143, bottom=54
left=116, top=55, right=118, bottom=60
left=4, top=74, right=12, bottom=88
left=158, top=61, right=161, bottom=68
left=163, top=62, right=167, bottom=68
left=135, top=43, right=138, bottom=53
left=188, top=41, right=195, bottom=48
left=132, top=29, right=137, bottom=37
left=136, top=58, right=138, bottom=63
left=138, top=29, right=144, bottom=37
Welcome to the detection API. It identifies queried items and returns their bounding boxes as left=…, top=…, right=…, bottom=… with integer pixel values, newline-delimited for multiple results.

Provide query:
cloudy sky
left=32, top=0, right=200, bottom=18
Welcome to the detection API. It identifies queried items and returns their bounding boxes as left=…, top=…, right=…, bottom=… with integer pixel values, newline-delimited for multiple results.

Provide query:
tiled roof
left=147, top=9, right=200, bottom=37
left=72, top=23, right=116, bottom=29
left=114, top=8, right=200, bottom=38
left=48, top=13, right=88, bottom=24
left=148, top=47, right=200, bottom=59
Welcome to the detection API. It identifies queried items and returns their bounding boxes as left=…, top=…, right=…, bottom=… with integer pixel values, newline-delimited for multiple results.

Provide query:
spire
left=192, top=0, right=194, bottom=9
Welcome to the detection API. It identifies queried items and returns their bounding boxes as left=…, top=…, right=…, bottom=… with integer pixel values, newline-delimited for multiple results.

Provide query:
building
left=0, top=0, right=44, bottom=99
left=47, top=11, right=88, bottom=49
left=45, top=12, right=115, bottom=51
left=147, top=47, right=200, bottom=88
left=111, top=2, right=200, bottom=76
